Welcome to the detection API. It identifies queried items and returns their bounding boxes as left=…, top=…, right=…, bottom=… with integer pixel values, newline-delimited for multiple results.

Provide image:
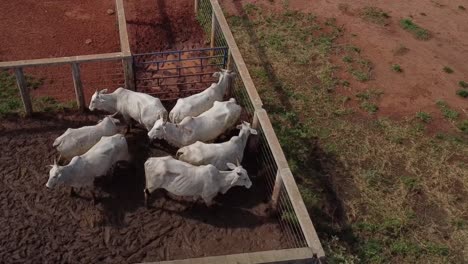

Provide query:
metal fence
left=194, top=0, right=325, bottom=262
left=133, top=47, right=229, bottom=100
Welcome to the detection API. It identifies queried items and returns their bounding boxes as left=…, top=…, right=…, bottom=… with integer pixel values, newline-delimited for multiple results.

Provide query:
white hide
left=176, top=121, right=257, bottom=170
left=144, top=156, right=252, bottom=205
left=46, top=134, right=130, bottom=188
left=169, top=70, right=236, bottom=123
left=148, top=98, right=241, bottom=147
left=53, top=116, right=119, bottom=160
left=88, top=87, right=167, bottom=131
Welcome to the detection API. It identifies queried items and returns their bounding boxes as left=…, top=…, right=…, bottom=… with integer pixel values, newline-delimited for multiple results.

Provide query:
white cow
left=176, top=121, right=257, bottom=170
left=148, top=98, right=241, bottom=147
left=89, top=87, right=167, bottom=132
left=144, top=156, right=252, bottom=206
left=53, top=115, right=120, bottom=160
left=169, top=70, right=236, bottom=123
left=46, top=134, right=130, bottom=195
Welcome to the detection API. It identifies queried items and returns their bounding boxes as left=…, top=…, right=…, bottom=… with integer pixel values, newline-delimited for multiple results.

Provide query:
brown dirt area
left=0, top=0, right=120, bottom=62
left=0, top=112, right=290, bottom=263
left=220, top=0, right=468, bottom=121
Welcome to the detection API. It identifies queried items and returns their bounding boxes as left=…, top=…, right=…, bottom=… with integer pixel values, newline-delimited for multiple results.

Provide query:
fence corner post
left=71, top=63, right=86, bottom=112
left=123, top=57, right=135, bottom=91
left=14, top=67, right=33, bottom=117
left=271, top=170, right=283, bottom=210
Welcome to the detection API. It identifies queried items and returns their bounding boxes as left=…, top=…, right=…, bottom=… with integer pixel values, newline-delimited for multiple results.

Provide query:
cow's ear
left=226, top=163, right=237, bottom=170
left=100, top=89, right=108, bottom=94
left=236, top=124, right=242, bottom=130
left=250, top=128, right=258, bottom=135
left=213, top=72, right=221, bottom=78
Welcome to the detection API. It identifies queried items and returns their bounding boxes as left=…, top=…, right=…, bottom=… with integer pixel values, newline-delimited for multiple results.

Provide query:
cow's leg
left=122, top=115, right=132, bottom=134
left=144, top=188, right=150, bottom=208
left=91, top=190, right=98, bottom=205
left=70, top=187, right=76, bottom=197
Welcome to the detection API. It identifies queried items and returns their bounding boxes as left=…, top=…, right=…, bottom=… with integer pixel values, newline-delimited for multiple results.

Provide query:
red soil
left=220, top=0, right=468, bottom=122
left=0, top=0, right=120, bottom=62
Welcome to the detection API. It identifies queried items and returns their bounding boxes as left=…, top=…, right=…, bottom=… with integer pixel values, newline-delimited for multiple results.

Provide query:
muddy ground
left=0, top=112, right=290, bottom=263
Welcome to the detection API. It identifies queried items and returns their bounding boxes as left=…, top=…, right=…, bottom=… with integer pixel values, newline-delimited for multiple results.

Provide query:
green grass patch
left=399, top=19, right=431, bottom=40
left=416, top=111, right=432, bottom=123
left=457, top=120, right=468, bottom=134
left=361, top=6, right=390, bottom=26
left=436, top=100, right=459, bottom=120
left=391, top=64, right=403, bottom=72
left=459, top=81, right=468, bottom=88
left=443, top=66, right=454, bottom=74
left=456, top=89, right=468, bottom=98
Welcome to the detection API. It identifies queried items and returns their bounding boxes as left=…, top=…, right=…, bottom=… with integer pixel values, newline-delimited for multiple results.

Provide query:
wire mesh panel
left=80, top=60, right=125, bottom=106
left=134, top=47, right=228, bottom=100
left=0, top=69, right=23, bottom=116
left=22, top=64, right=76, bottom=111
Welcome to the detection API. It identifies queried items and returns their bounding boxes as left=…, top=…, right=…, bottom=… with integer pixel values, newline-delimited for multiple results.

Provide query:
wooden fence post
left=271, top=170, right=283, bottom=209
left=14, top=67, right=32, bottom=116
left=71, top=63, right=85, bottom=112
left=210, top=12, right=216, bottom=56
left=194, top=0, right=199, bottom=15
left=123, top=57, right=135, bottom=91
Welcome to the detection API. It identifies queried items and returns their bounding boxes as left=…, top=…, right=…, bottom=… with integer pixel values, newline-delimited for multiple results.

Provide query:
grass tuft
left=459, top=81, right=468, bottom=88
left=392, top=64, right=403, bottom=72
left=442, top=66, right=454, bottom=74
left=436, top=100, right=459, bottom=120
left=456, top=89, right=468, bottom=98
left=416, top=111, right=431, bottom=123
left=399, top=19, right=431, bottom=40
left=361, top=6, right=391, bottom=25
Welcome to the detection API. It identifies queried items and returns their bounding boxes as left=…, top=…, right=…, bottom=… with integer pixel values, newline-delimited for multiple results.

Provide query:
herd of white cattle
left=46, top=69, right=257, bottom=206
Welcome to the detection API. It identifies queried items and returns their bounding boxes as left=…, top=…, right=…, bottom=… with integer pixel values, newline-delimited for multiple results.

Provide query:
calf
left=89, top=87, right=167, bottom=132
left=144, top=156, right=252, bottom=206
left=169, top=70, right=236, bottom=123
left=176, top=121, right=257, bottom=170
left=148, top=98, right=241, bottom=147
left=53, top=115, right=119, bottom=161
left=46, top=134, right=130, bottom=200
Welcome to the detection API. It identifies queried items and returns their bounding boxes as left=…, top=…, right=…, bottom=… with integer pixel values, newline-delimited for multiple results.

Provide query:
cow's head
left=89, top=89, right=108, bottom=111
left=46, top=159, right=62, bottom=188
left=148, top=117, right=166, bottom=140
left=236, top=121, right=257, bottom=136
left=213, top=69, right=236, bottom=83
left=98, top=113, right=120, bottom=125
left=226, top=163, right=252, bottom=189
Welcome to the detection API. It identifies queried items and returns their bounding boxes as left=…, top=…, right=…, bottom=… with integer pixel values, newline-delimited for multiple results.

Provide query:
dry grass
left=228, top=4, right=468, bottom=263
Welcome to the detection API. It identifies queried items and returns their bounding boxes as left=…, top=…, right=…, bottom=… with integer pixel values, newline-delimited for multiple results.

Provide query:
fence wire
left=80, top=60, right=125, bottom=106
left=197, top=0, right=309, bottom=249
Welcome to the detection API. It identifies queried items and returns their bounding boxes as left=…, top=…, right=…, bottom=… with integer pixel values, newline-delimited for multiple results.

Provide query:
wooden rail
left=0, top=52, right=127, bottom=69
left=144, top=247, right=319, bottom=264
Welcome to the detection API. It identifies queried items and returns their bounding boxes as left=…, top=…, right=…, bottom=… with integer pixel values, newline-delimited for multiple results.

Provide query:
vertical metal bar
left=71, top=63, right=85, bottom=112
left=14, top=67, right=32, bottom=116
left=123, top=57, right=135, bottom=91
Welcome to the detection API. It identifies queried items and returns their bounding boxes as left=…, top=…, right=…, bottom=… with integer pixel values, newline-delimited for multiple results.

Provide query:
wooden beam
left=256, top=109, right=288, bottom=169
left=194, top=0, right=199, bottom=15
left=0, top=52, right=126, bottom=69
left=71, top=63, right=86, bottom=111
left=14, top=68, right=33, bottom=116
left=280, top=168, right=325, bottom=259
left=123, top=57, right=135, bottom=91
left=210, top=0, right=263, bottom=109
left=271, top=170, right=283, bottom=209
left=140, top=247, right=317, bottom=264
left=115, top=0, right=131, bottom=55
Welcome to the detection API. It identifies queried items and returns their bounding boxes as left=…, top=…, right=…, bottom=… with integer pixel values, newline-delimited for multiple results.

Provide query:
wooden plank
left=210, top=0, right=263, bottom=109
left=280, top=168, right=325, bottom=259
left=271, top=170, right=283, bottom=209
left=115, top=0, right=131, bottom=54
left=140, top=247, right=316, bottom=264
left=14, top=68, right=32, bottom=116
left=123, top=57, right=136, bottom=91
left=71, top=63, right=86, bottom=111
left=194, top=0, right=199, bottom=15
left=0, top=52, right=126, bottom=69
left=256, top=109, right=288, bottom=169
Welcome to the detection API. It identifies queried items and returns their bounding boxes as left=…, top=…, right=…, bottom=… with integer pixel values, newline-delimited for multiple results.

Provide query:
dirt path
left=0, top=112, right=289, bottom=263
